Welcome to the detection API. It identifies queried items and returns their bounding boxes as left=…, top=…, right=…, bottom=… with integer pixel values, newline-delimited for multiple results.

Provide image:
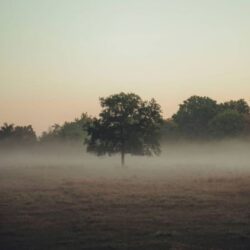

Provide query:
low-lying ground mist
left=1, top=139, right=250, bottom=180
left=1, top=140, right=250, bottom=249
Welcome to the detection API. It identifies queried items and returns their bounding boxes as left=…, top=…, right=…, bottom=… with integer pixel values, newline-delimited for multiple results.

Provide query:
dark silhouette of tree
left=220, top=99, right=250, bottom=114
left=40, top=124, right=61, bottom=142
left=209, top=110, right=244, bottom=138
left=13, top=125, right=36, bottom=144
left=161, top=119, right=180, bottom=141
left=59, top=113, right=92, bottom=142
left=0, top=123, right=36, bottom=145
left=0, top=123, right=15, bottom=141
left=85, top=92, right=163, bottom=166
left=173, top=96, right=218, bottom=138
left=243, top=113, right=250, bottom=135
left=40, top=113, right=92, bottom=143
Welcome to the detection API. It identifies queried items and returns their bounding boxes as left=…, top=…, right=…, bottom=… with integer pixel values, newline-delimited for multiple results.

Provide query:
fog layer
left=1, top=140, right=250, bottom=181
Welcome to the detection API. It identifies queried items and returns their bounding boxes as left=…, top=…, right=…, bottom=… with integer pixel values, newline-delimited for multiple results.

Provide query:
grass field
left=1, top=142, right=250, bottom=249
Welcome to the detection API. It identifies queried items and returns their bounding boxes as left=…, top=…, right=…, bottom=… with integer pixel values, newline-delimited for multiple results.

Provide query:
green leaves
left=173, top=96, right=218, bottom=138
left=209, top=110, right=245, bottom=138
left=40, top=113, right=92, bottom=143
left=85, top=92, right=163, bottom=163
left=0, top=123, right=37, bottom=144
left=172, top=96, right=250, bottom=139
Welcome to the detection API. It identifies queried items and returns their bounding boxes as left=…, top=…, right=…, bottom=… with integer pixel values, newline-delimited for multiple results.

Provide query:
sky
left=1, top=0, right=250, bottom=134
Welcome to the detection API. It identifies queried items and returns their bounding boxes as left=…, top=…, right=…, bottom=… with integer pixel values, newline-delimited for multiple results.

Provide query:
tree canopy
left=172, top=96, right=218, bottom=138
left=209, top=110, right=245, bottom=138
left=219, top=99, right=250, bottom=114
left=169, top=96, right=250, bottom=140
left=1, top=95, right=250, bottom=148
left=40, top=113, right=92, bottom=143
left=0, top=123, right=37, bottom=145
left=85, top=92, right=163, bottom=165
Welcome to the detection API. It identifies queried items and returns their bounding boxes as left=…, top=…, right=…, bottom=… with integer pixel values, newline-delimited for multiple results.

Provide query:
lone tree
left=85, top=92, right=163, bottom=166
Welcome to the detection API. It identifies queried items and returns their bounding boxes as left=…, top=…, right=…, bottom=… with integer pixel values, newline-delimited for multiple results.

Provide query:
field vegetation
left=1, top=142, right=250, bottom=249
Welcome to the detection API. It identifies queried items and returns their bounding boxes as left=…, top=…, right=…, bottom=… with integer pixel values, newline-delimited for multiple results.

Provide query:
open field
left=1, top=142, right=250, bottom=249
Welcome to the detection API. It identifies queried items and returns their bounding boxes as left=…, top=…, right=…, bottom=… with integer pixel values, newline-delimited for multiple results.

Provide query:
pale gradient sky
left=1, top=0, right=250, bottom=134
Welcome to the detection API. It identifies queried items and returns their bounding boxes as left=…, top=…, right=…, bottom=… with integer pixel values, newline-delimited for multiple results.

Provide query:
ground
left=1, top=144, right=250, bottom=249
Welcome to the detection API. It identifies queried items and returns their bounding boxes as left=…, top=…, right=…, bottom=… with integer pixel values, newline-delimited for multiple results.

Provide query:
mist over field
left=1, top=140, right=250, bottom=178
left=1, top=141, right=250, bottom=249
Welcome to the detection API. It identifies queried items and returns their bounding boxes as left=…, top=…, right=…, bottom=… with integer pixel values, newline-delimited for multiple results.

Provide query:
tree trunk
left=121, top=150, right=125, bottom=166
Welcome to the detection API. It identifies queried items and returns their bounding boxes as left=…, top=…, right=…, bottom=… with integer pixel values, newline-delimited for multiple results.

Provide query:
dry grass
left=1, top=160, right=250, bottom=250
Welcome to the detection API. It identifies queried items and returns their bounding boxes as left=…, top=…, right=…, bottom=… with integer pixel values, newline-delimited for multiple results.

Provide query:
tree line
left=1, top=93, right=250, bottom=150
left=164, top=96, right=250, bottom=140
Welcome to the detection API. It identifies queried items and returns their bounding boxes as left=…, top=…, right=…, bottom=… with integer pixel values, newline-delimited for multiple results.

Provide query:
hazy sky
left=1, top=0, right=250, bottom=134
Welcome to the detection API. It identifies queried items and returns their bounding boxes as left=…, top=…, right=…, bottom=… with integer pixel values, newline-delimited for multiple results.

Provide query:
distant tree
left=209, top=110, right=244, bottom=138
left=0, top=123, right=15, bottom=141
left=85, top=92, right=163, bottom=166
left=0, top=123, right=36, bottom=145
left=243, top=113, right=250, bottom=135
left=220, top=99, right=250, bottom=114
left=40, top=113, right=92, bottom=143
left=59, top=113, right=92, bottom=142
left=39, top=124, right=61, bottom=143
left=173, top=96, right=218, bottom=138
left=161, top=119, right=180, bottom=141
left=13, top=125, right=36, bottom=144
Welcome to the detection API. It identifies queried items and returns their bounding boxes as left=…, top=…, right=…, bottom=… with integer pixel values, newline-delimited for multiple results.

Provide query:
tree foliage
left=161, top=119, right=180, bottom=141
left=208, top=110, right=245, bottom=138
left=0, top=123, right=37, bottom=145
left=1, top=95, right=250, bottom=148
left=172, top=96, right=218, bottom=138
left=170, top=96, right=250, bottom=140
left=40, top=113, right=92, bottom=143
left=220, top=99, right=250, bottom=114
left=85, top=93, right=163, bottom=165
